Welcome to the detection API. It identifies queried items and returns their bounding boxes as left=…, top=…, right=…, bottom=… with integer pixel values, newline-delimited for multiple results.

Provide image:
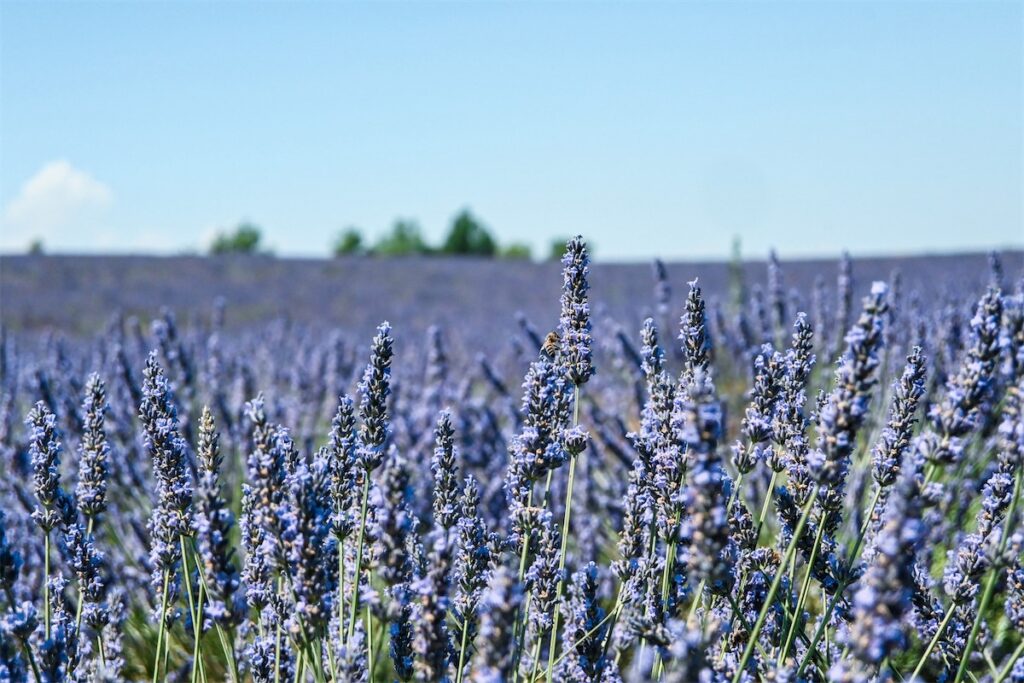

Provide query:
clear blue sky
left=1, top=1, right=1021, bottom=261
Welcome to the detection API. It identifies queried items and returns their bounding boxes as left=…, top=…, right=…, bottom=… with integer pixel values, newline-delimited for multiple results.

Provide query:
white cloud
left=1, top=160, right=113, bottom=251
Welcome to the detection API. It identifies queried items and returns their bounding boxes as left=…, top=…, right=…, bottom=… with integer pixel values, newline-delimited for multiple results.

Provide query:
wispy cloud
left=2, top=160, right=113, bottom=251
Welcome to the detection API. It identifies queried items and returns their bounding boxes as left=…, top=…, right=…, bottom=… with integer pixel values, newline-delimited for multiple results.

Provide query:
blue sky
left=1, top=1, right=1021, bottom=261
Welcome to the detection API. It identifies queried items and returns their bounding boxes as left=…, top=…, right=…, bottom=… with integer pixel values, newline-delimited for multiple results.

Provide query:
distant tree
left=28, top=239, right=44, bottom=255
left=333, top=227, right=365, bottom=256
left=500, top=242, right=533, bottom=260
left=374, top=220, right=431, bottom=256
left=442, top=210, right=496, bottom=256
left=210, top=222, right=263, bottom=255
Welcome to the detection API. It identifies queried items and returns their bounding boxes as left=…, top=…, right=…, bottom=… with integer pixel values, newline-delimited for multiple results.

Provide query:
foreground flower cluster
left=0, top=241, right=1022, bottom=683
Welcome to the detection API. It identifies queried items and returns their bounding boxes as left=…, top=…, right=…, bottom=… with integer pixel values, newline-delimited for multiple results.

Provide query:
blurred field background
left=3, top=251, right=1019, bottom=341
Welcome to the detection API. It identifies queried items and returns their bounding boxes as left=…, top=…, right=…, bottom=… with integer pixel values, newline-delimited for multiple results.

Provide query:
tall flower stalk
left=28, top=400, right=73, bottom=644
left=545, top=235, right=593, bottom=683
left=140, top=352, right=196, bottom=682
left=347, top=322, right=394, bottom=647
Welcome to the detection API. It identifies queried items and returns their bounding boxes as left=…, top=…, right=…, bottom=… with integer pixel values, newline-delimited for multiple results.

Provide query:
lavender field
left=0, top=244, right=1023, bottom=683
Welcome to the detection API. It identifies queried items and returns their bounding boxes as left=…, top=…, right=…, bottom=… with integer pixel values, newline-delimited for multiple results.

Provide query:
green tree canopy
left=373, top=220, right=431, bottom=256
left=500, top=242, right=532, bottom=260
left=210, top=222, right=263, bottom=255
left=333, top=227, right=365, bottom=256
left=442, top=209, right=496, bottom=256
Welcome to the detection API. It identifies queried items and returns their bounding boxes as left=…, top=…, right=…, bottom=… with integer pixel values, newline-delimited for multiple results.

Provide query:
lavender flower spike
left=469, top=567, right=523, bottom=683
left=76, top=373, right=111, bottom=521
left=558, top=235, right=594, bottom=386
left=194, top=406, right=243, bottom=627
left=140, top=352, right=193, bottom=625
left=871, top=347, right=927, bottom=488
left=432, top=411, right=462, bottom=532
left=27, top=401, right=72, bottom=533
left=359, top=321, right=394, bottom=472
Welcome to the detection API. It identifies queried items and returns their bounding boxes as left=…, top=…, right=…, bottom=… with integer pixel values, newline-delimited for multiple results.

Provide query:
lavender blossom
left=27, top=402, right=72, bottom=533
left=326, top=394, right=359, bottom=541
left=390, top=584, right=415, bottom=681
left=522, top=512, right=562, bottom=672
left=556, top=563, right=615, bottom=682
left=76, top=373, right=111, bottom=520
left=359, top=321, right=394, bottom=471
left=140, top=352, right=193, bottom=624
left=733, top=344, right=784, bottom=474
left=66, top=522, right=109, bottom=629
left=773, top=312, right=816, bottom=453
left=38, top=577, right=76, bottom=682
left=468, top=567, right=522, bottom=683
left=194, top=406, right=243, bottom=627
left=372, top=446, right=415, bottom=586
left=678, top=370, right=734, bottom=596
left=279, top=457, right=334, bottom=636
left=239, top=489, right=273, bottom=614
left=411, top=537, right=453, bottom=682
left=640, top=318, right=664, bottom=381
left=680, top=279, right=712, bottom=377
left=922, top=288, right=1004, bottom=465
left=558, top=236, right=594, bottom=386
left=943, top=468, right=1015, bottom=605
left=432, top=411, right=461, bottom=532
left=871, top=347, right=927, bottom=487
left=504, top=353, right=571, bottom=545
left=840, top=468, right=924, bottom=675
left=451, top=478, right=492, bottom=674
left=813, top=282, right=888, bottom=519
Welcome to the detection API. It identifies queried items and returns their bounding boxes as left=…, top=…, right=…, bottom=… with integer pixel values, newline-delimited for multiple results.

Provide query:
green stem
left=654, top=538, right=680, bottom=678
left=598, top=588, right=624, bottom=661
left=366, top=603, right=375, bottom=683
left=23, top=642, right=42, bottom=683
left=511, top=489, right=536, bottom=677
left=730, top=489, right=818, bottom=683
left=527, top=639, right=543, bottom=683
left=529, top=607, right=618, bottom=683
left=346, top=475, right=372, bottom=644
left=794, top=485, right=884, bottom=678
left=910, top=601, right=958, bottom=681
left=191, top=579, right=206, bottom=683
left=544, top=384, right=581, bottom=683
left=179, top=535, right=204, bottom=683
left=73, top=516, right=96, bottom=636
left=330, top=538, right=345, bottom=681
left=274, top=577, right=284, bottom=683
left=338, top=536, right=347, bottom=637
left=188, top=548, right=240, bottom=683
left=455, top=614, right=472, bottom=683
left=152, top=569, right=171, bottom=683
left=721, top=468, right=781, bottom=641
left=725, top=593, right=772, bottom=662
left=754, top=470, right=780, bottom=545
left=778, top=515, right=827, bottom=664
left=996, top=640, right=1024, bottom=683
left=43, top=531, right=51, bottom=639
left=953, top=467, right=1022, bottom=683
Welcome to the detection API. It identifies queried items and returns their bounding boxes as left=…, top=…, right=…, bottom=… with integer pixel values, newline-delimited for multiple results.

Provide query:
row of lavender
left=0, top=240, right=1022, bottom=682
